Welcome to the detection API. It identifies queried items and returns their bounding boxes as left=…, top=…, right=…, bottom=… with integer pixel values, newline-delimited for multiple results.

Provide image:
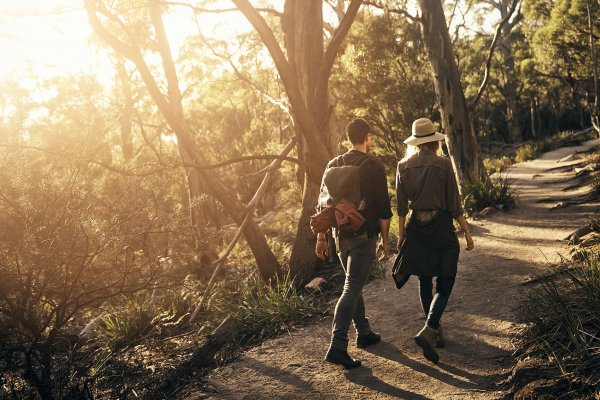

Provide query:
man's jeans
left=330, top=233, right=377, bottom=351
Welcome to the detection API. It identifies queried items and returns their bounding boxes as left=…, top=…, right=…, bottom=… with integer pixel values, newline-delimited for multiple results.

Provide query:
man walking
left=315, top=118, right=392, bottom=369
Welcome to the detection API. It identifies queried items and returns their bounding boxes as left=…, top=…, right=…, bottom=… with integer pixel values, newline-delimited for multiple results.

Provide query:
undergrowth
left=92, top=269, right=327, bottom=351
left=513, top=253, right=600, bottom=398
left=462, top=175, right=516, bottom=214
left=514, top=130, right=590, bottom=163
left=483, top=156, right=513, bottom=174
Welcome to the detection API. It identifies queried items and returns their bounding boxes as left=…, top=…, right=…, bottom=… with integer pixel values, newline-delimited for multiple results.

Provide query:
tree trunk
left=417, top=0, right=483, bottom=183
left=232, top=0, right=361, bottom=283
left=498, top=1, right=522, bottom=143
left=530, top=96, right=539, bottom=138
left=284, top=0, right=333, bottom=283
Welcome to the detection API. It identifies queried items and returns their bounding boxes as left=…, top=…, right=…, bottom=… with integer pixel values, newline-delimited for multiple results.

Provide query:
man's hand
left=465, top=233, right=475, bottom=251
left=315, top=239, right=328, bottom=260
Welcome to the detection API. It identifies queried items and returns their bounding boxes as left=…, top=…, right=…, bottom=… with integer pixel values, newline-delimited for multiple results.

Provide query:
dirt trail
left=195, top=140, right=600, bottom=400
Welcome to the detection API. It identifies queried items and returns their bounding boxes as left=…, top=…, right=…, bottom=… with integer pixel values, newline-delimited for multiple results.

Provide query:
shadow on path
left=345, top=366, right=430, bottom=400
left=244, top=356, right=317, bottom=393
left=364, top=341, right=484, bottom=390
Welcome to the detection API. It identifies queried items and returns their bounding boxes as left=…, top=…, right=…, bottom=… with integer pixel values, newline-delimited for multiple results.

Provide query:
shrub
left=483, top=156, right=513, bottom=174
left=513, top=254, right=600, bottom=397
left=515, top=142, right=544, bottom=163
left=94, top=302, right=156, bottom=350
left=462, top=176, right=516, bottom=213
left=214, top=271, right=325, bottom=345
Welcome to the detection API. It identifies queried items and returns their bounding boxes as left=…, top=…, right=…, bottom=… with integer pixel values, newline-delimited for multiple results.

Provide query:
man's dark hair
left=346, top=118, right=370, bottom=144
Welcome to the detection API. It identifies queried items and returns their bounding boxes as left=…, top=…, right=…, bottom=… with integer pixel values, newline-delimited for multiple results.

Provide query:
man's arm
left=315, top=231, right=328, bottom=260
left=378, top=217, right=391, bottom=257
left=371, top=161, right=393, bottom=257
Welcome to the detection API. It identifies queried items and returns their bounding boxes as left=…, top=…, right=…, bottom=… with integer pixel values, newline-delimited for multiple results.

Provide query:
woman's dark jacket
left=393, top=153, right=463, bottom=281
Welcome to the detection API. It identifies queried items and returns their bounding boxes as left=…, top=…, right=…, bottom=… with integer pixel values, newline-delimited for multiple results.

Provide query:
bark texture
left=417, top=0, right=483, bottom=183
left=284, top=0, right=332, bottom=283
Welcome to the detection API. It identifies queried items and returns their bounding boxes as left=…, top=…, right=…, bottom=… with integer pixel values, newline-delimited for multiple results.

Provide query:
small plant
left=220, top=271, right=325, bottom=345
left=462, top=175, right=516, bottom=214
left=483, top=156, right=513, bottom=174
left=515, top=143, right=543, bottom=163
left=94, top=302, right=156, bottom=349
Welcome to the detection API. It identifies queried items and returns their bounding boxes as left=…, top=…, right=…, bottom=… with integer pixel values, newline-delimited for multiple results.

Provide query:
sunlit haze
left=0, top=0, right=255, bottom=87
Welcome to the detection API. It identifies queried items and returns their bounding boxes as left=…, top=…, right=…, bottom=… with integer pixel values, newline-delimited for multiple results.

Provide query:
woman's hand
left=465, top=233, right=474, bottom=251
left=396, top=232, right=405, bottom=252
left=315, top=238, right=328, bottom=260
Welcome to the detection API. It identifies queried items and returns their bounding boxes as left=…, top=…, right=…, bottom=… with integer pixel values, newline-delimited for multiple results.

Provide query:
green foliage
left=95, top=303, right=155, bottom=350
left=462, top=176, right=516, bottom=213
left=333, top=12, right=435, bottom=162
left=213, top=271, right=325, bottom=346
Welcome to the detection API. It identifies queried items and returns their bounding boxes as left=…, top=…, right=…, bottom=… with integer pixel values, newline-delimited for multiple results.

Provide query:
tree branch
left=160, top=1, right=283, bottom=17
left=189, top=138, right=296, bottom=323
left=84, top=0, right=176, bottom=132
left=315, top=0, right=363, bottom=106
left=468, top=0, right=519, bottom=111
left=363, top=1, right=422, bottom=23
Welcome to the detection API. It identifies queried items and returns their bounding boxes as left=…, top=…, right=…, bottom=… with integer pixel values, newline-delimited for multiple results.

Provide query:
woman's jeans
left=418, top=276, right=455, bottom=329
left=329, top=233, right=377, bottom=351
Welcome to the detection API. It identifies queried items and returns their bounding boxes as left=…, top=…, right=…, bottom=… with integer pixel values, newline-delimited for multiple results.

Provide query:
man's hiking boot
left=356, top=331, right=381, bottom=349
left=414, top=325, right=440, bottom=364
left=435, top=326, right=445, bottom=348
left=325, top=348, right=362, bottom=369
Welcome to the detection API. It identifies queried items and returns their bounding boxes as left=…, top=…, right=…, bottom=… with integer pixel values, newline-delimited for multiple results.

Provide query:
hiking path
left=193, top=139, right=600, bottom=400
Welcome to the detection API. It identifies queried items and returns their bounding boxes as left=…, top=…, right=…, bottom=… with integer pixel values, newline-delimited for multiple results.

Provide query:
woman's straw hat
left=404, top=118, right=446, bottom=146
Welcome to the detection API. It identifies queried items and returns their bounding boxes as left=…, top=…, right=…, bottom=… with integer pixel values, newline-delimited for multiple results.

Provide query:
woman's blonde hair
left=401, top=140, right=443, bottom=162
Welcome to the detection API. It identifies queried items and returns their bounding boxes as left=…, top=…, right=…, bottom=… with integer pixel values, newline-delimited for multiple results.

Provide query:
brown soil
left=189, top=139, right=600, bottom=400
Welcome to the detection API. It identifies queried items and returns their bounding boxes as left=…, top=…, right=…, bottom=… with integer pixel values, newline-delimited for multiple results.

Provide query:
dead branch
left=153, top=316, right=238, bottom=398
left=564, top=226, right=594, bottom=244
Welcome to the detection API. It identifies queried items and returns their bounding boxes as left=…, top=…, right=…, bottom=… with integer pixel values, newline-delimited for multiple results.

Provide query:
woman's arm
left=397, top=215, right=406, bottom=251
left=455, top=214, right=474, bottom=251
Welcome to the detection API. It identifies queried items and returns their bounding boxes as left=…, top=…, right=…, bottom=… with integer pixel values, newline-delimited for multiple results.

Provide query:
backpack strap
left=335, top=152, right=370, bottom=168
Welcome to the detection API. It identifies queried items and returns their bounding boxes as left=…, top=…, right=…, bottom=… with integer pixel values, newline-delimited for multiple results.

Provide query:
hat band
left=414, top=131, right=437, bottom=138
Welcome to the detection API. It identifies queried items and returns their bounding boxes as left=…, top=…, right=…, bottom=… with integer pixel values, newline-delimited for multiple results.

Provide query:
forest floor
left=186, top=139, right=600, bottom=400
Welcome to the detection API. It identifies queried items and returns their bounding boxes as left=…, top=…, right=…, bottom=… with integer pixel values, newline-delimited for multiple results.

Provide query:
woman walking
left=394, top=118, right=474, bottom=364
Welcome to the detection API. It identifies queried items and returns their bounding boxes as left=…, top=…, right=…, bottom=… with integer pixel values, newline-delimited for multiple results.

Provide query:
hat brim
left=403, top=132, right=446, bottom=146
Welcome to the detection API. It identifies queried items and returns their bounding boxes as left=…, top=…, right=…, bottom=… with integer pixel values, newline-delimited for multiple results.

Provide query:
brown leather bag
left=309, top=206, right=336, bottom=235
left=333, top=199, right=366, bottom=234
left=309, top=199, right=366, bottom=235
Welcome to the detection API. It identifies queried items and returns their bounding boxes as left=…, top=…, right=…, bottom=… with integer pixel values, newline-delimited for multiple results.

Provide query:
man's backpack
left=309, top=155, right=368, bottom=235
